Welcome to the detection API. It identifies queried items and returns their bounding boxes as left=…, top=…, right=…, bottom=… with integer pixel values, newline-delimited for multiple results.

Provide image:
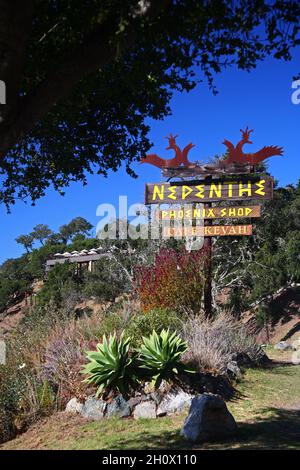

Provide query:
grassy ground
left=1, top=352, right=300, bottom=450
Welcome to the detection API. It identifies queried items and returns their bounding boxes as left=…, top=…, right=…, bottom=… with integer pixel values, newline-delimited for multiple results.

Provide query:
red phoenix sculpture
left=140, top=134, right=195, bottom=169
left=140, top=129, right=283, bottom=172
left=222, top=127, right=284, bottom=167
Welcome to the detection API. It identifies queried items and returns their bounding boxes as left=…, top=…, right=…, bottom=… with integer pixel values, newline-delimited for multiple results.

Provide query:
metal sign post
left=204, top=201, right=213, bottom=317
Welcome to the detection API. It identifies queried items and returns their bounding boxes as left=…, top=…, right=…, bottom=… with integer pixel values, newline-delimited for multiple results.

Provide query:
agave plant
left=138, top=329, right=193, bottom=388
left=81, top=333, right=138, bottom=397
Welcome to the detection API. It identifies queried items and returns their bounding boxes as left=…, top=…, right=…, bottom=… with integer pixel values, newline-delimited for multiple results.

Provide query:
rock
left=106, top=395, right=131, bottom=418
left=181, top=393, right=237, bottom=443
left=149, top=392, right=162, bottom=405
left=133, top=401, right=157, bottom=419
left=65, top=397, right=83, bottom=414
left=226, top=360, right=242, bottom=378
left=127, top=396, right=142, bottom=409
left=144, top=380, right=171, bottom=395
left=274, top=341, right=294, bottom=351
left=231, top=352, right=254, bottom=367
left=256, top=350, right=271, bottom=365
left=81, top=397, right=106, bottom=421
left=157, top=390, right=194, bottom=416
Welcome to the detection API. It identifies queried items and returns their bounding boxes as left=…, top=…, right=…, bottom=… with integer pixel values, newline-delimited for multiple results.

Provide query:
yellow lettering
left=195, top=185, right=205, bottom=199
left=220, top=208, right=227, bottom=217
left=224, top=182, right=236, bottom=198
left=152, top=185, right=164, bottom=201
left=255, top=180, right=266, bottom=196
left=167, top=186, right=177, bottom=200
left=207, top=208, right=215, bottom=218
left=182, top=185, right=193, bottom=200
left=239, top=182, right=252, bottom=197
left=245, top=207, right=252, bottom=216
left=209, top=183, right=222, bottom=199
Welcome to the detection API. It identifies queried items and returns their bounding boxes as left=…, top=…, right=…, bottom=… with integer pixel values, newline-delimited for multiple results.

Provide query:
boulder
left=274, top=341, right=294, bottom=351
left=133, top=401, right=157, bottom=419
left=65, top=397, right=84, bottom=414
left=106, top=395, right=131, bottom=418
left=181, top=393, right=237, bottom=443
left=157, top=390, right=194, bottom=416
left=81, top=397, right=106, bottom=421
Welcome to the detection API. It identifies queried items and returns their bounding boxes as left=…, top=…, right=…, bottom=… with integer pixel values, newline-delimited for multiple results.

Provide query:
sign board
left=157, top=205, right=261, bottom=220
left=141, top=129, right=281, bottom=317
left=145, top=177, right=273, bottom=205
left=163, top=225, right=253, bottom=237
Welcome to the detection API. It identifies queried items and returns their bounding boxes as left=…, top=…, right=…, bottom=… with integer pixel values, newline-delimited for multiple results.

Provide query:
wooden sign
left=145, top=177, right=273, bottom=205
left=163, top=225, right=253, bottom=237
left=157, top=205, right=261, bottom=220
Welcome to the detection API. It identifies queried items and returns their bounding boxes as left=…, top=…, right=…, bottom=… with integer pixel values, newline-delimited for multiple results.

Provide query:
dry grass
left=182, top=312, right=263, bottom=373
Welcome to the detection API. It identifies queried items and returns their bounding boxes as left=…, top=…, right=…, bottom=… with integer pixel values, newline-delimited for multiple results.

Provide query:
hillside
left=0, top=183, right=299, bottom=449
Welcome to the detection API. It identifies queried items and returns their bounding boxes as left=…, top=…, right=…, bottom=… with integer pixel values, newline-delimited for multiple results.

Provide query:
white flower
left=18, top=363, right=26, bottom=370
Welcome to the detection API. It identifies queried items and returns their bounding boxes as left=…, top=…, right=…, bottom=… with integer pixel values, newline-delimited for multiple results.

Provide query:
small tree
left=15, top=234, right=34, bottom=253
left=59, top=217, right=93, bottom=243
left=31, top=224, right=53, bottom=246
left=69, top=217, right=93, bottom=237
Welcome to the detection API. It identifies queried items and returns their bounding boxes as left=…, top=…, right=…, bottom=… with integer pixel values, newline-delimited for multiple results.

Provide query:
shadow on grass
left=110, top=407, right=300, bottom=450
left=265, top=361, right=298, bottom=369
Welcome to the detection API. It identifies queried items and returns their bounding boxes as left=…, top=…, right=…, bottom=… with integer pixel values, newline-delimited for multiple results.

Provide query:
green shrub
left=138, top=329, right=193, bottom=388
left=124, top=308, right=182, bottom=347
left=81, top=333, right=139, bottom=397
left=0, top=365, right=23, bottom=443
left=98, top=310, right=127, bottom=337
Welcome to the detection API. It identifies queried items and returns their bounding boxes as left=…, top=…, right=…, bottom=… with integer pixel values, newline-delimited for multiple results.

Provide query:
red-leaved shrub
left=134, top=248, right=207, bottom=313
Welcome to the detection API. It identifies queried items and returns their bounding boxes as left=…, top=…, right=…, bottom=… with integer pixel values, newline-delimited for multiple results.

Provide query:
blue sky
left=0, top=55, right=299, bottom=263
